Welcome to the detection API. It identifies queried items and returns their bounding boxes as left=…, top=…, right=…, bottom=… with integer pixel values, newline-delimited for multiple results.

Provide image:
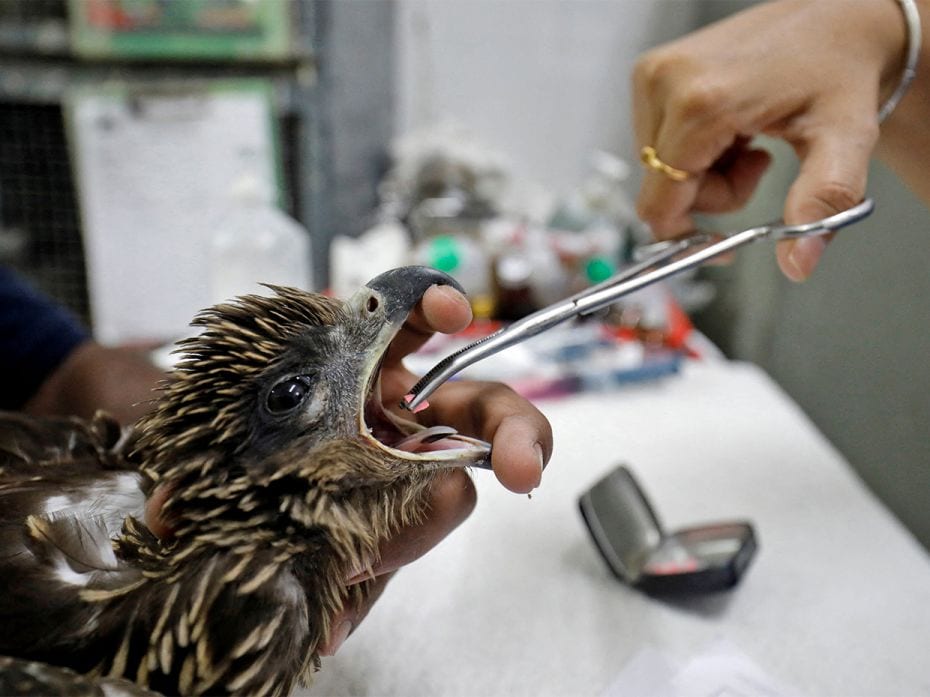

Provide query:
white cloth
left=308, top=361, right=930, bottom=696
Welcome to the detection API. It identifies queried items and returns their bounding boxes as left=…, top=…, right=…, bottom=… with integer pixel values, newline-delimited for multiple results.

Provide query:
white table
left=308, top=361, right=930, bottom=696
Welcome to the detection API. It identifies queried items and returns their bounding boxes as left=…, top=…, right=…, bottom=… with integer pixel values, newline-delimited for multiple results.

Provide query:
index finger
left=421, top=380, right=552, bottom=493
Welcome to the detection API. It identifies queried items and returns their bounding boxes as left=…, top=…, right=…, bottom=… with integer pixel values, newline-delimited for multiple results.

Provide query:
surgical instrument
left=402, top=198, right=874, bottom=412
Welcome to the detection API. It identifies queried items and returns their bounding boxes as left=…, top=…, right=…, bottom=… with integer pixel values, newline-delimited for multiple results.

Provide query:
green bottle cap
left=429, top=235, right=460, bottom=273
left=585, top=256, right=615, bottom=284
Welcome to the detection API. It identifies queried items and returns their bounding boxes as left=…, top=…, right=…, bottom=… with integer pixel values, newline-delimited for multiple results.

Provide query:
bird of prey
left=0, top=267, right=491, bottom=697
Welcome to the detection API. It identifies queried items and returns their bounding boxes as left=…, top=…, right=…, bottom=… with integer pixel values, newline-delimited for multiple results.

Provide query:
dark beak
left=365, top=266, right=465, bottom=324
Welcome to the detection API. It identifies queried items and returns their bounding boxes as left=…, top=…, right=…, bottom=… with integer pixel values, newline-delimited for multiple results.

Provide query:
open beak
left=354, top=266, right=491, bottom=469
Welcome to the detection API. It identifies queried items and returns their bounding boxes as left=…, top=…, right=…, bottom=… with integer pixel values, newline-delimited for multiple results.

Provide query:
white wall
left=394, top=0, right=698, bottom=197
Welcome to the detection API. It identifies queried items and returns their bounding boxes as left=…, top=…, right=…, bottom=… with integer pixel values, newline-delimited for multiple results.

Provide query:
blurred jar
left=414, top=234, right=494, bottom=319
left=209, top=176, right=314, bottom=303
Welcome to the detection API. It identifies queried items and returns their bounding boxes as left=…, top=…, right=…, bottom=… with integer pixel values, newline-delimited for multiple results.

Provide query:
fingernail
left=319, top=620, right=352, bottom=656
left=786, top=237, right=826, bottom=281
left=431, top=283, right=471, bottom=313
left=144, top=484, right=176, bottom=540
left=432, top=283, right=463, bottom=301
left=345, top=559, right=376, bottom=585
left=533, top=443, right=545, bottom=485
left=346, top=570, right=375, bottom=585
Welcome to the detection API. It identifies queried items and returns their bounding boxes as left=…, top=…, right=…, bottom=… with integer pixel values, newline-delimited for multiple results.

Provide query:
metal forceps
left=402, top=198, right=875, bottom=412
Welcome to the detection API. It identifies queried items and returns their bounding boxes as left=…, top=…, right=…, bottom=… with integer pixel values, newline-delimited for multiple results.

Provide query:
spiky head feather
left=134, top=287, right=344, bottom=472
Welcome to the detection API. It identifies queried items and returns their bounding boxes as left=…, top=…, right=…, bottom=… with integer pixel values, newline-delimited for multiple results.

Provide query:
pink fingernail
left=345, top=562, right=376, bottom=585
left=403, top=393, right=430, bottom=413
left=533, top=443, right=545, bottom=487
left=786, top=236, right=827, bottom=281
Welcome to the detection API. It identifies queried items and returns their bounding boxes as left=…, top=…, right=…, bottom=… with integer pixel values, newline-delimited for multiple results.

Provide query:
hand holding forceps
left=401, top=198, right=875, bottom=412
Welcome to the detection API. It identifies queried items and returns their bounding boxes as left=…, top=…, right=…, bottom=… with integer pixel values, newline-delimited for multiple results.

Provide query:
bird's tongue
left=393, top=426, right=462, bottom=452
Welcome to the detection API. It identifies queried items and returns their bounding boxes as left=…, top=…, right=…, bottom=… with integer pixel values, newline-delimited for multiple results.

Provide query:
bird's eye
left=266, top=375, right=313, bottom=414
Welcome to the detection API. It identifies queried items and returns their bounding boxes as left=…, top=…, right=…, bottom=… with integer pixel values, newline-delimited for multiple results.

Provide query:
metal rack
left=0, top=0, right=394, bottom=328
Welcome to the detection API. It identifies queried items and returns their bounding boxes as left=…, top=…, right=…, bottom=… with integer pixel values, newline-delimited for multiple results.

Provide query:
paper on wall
left=67, top=81, right=280, bottom=344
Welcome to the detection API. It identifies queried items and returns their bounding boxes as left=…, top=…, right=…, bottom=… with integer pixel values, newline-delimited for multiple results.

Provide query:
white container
left=413, top=233, right=493, bottom=318
left=209, top=177, right=313, bottom=303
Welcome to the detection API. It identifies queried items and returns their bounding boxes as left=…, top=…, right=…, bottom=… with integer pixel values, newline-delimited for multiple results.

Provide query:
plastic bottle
left=414, top=234, right=494, bottom=318
left=493, top=252, right=537, bottom=321
left=209, top=176, right=313, bottom=304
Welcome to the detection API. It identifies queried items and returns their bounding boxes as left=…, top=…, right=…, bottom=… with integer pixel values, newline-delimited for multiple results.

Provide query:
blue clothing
left=0, top=267, right=88, bottom=409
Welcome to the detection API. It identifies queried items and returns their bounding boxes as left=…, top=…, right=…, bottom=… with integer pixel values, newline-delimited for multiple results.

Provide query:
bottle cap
left=495, top=253, right=532, bottom=289
left=586, top=256, right=615, bottom=284
left=429, top=235, right=461, bottom=273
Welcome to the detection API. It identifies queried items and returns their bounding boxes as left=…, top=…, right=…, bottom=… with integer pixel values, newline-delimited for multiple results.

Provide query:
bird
left=0, top=266, right=491, bottom=697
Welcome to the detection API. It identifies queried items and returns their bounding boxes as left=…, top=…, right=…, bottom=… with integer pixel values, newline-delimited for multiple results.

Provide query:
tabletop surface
left=307, top=360, right=930, bottom=696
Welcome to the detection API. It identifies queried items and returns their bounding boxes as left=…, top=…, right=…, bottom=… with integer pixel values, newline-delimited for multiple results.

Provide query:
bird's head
left=131, top=266, right=489, bottom=564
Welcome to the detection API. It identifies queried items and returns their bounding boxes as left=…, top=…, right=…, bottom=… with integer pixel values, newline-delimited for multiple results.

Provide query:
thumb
left=777, top=122, right=875, bottom=282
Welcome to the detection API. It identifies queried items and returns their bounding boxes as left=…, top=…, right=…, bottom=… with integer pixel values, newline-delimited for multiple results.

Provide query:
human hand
left=25, top=341, right=164, bottom=424
left=316, top=283, right=553, bottom=655
left=632, top=0, right=909, bottom=281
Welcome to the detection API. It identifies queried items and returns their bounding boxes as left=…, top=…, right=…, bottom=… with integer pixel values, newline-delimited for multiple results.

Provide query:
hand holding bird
left=316, top=281, right=552, bottom=655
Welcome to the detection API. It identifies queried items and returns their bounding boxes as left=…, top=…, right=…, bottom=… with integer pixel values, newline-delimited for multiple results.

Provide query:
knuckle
left=429, top=469, right=477, bottom=527
left=472, top=380, right=519, bottom=404
left=467, top=380, right=516, bottom=423
left=633, top=48, right=683, bottom=96
left=669, top=78, right=727, bottom=124
left=469, top=379, right=549, bottom=435
left=631, top=50, right=660, bottom=90
left=811, top=180, right=862, bottom=214
left=633, top=48, right=740, bottom=138
left=636, top=197, right=666, bottom=225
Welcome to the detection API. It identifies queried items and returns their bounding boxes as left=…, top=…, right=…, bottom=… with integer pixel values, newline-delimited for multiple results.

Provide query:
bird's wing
left=0, top=409, right=145, bottom=575
left=0, top=410, right=134, bottom=473
left=0, top=655, right=160, bottom=696
left=0, top=411, right=150, bottom=661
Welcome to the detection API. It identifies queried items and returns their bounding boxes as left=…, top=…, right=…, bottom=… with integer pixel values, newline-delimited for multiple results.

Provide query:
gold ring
left=639, top=146, right=692, bottom=182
